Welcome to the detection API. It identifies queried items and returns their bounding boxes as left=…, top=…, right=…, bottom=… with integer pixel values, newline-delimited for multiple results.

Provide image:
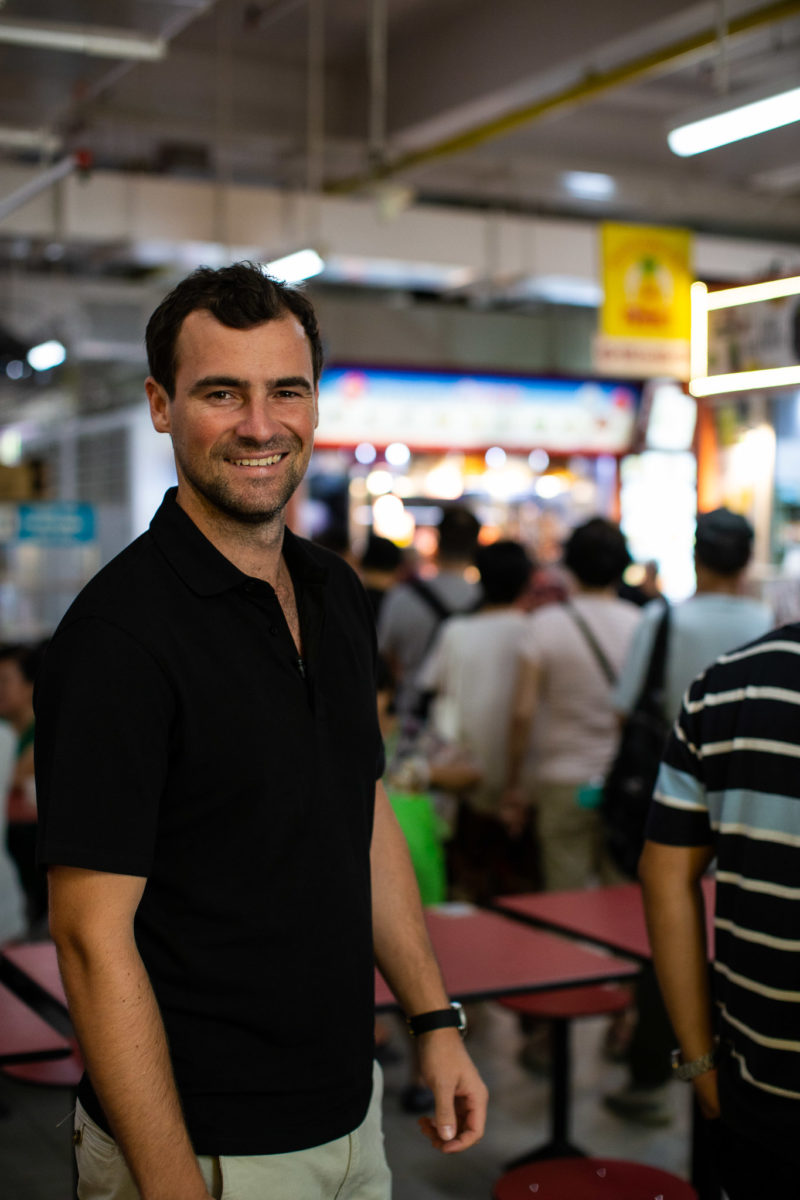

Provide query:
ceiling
left=0, top=0, right=798, bottom=247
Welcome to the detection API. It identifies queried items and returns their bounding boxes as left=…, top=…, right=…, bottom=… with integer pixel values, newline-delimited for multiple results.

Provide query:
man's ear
left=313, top=385, right=319, bottom=430
left=146, top=377, right=171, bottom=434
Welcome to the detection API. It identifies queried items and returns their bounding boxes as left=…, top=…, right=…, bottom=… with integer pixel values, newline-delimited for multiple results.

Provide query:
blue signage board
left=17, top=503, right=96, bottom=543
left=317, top=366, right=642, bottom=454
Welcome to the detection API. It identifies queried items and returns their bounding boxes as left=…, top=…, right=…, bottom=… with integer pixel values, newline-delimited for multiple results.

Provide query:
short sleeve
left=36, top=617, right=175, bottom=877
left=645, top=691, right=713, bottom=848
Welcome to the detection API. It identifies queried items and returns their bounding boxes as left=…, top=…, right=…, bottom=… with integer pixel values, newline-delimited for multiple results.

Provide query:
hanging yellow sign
left=601, top=222, right=693, bottom=341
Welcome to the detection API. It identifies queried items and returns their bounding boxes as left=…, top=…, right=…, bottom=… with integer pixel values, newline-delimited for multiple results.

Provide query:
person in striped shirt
left=640, top=623, right=800, bottom=1199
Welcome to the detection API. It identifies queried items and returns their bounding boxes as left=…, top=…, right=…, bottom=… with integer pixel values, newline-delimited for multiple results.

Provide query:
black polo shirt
left=36, top=488, right=383, bottom=1155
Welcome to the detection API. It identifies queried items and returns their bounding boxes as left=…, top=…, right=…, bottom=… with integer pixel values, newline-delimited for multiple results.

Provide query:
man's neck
left=695, top=565, right=744, bottom=597
left=176, top=487, right=286, bottom=585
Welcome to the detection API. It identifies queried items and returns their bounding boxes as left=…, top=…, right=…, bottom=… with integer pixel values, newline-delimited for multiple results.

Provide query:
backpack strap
left=563, top=600, right=618, bottom=686
left=407, top=576, right=454, bottom=623
left=635, top=601, right=671, bottom=711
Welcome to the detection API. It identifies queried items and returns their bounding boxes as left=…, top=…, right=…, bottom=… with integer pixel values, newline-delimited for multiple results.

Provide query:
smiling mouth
left=228, top=453, right=286, bottom=467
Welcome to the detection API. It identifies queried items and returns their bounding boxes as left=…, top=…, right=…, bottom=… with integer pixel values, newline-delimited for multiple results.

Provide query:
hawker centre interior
left=0, top=3, right=799, bottom=1199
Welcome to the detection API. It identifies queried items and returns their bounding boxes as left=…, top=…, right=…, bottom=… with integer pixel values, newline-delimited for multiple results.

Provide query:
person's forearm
left=639, top=846, right=714, bottom=1062
left=56, top=933, right=210, bottom=1200
left=371, top=782, right=449, bottom=1013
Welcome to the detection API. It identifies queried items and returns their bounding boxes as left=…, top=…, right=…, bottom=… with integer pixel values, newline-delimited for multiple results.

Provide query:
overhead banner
left=594, top=222, right=693, bottom=380
left=316, top=367, right=641, bottom=455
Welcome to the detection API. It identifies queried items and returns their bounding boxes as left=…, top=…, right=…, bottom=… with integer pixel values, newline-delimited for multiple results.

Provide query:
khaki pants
left=74, top=1063, right=392, bottom=1200
left=535, top=780, right=624, bottom=892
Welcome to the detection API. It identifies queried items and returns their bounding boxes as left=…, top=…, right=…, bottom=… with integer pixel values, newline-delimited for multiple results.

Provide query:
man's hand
left=414, top=1028, right=488, bottom=1153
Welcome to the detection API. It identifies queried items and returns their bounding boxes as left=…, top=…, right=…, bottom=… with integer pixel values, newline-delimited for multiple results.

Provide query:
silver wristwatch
left=671, top=1041, right=719, bottom=1081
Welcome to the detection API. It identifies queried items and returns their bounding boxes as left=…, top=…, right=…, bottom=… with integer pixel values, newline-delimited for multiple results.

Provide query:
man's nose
left=234, top=397, right=281, bottom=442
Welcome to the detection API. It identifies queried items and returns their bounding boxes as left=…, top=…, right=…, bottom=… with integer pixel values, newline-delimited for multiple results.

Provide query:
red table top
left=0, top=980, right=71, bottom=1065
left=375, top=905, right=638, bottom=1010
left=493, top=877, right=716, bottom=961
left=2, top=941, right=68, bottom=1009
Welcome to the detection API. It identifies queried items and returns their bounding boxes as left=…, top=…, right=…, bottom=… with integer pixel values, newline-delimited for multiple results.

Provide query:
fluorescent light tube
left=668, top=85, right=800, bottom=156
left=27, top=340, right=67, bottom=371
left=0, top=125, right=60, bottom=153
left=0, top=17, right=166, bottom=60
left=264, top=249, right=325, bottom=283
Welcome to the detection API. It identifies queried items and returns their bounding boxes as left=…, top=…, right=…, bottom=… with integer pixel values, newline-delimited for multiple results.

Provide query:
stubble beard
left=179, top=437, right=308, bottom=526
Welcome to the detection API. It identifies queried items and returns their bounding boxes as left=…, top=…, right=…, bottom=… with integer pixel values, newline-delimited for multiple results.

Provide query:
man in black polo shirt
left=36, top=262, right=487, bottom=1200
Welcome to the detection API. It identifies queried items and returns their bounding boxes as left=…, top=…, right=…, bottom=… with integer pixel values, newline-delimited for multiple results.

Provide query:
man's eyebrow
left=189, top=375, right=246, bottom=393
left=188, top=374, right=314, bottom=394
left=272, top=375, right=314, bottom=392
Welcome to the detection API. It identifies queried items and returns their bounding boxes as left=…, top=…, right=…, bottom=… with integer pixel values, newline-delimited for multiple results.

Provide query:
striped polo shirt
left=647, top=623, right=800, bottom=1105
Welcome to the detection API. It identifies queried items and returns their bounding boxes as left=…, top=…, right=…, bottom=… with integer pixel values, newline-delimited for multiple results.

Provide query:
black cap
left=695, top=508, right=753, bottom=575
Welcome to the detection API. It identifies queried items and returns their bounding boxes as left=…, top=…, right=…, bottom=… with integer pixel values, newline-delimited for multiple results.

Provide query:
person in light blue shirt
left=614, top=509, right=773, bottom=726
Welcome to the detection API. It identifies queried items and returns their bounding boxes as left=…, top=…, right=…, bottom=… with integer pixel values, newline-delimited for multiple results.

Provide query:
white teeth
left=232, top=455, right=283, bottom=466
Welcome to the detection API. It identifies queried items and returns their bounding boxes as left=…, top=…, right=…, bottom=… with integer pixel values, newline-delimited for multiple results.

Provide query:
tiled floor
left=0, top=1001, right=693, bottom=1199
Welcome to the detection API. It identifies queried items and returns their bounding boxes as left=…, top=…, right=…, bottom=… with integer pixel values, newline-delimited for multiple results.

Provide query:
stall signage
left=594, top=222, right=693, bottom=380
left=17, top=502, right=95, bottom=543
left=316, top=368, right=640, bottom=454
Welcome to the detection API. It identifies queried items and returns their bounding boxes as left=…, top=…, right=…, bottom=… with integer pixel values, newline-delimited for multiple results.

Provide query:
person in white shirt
left=417, top=541, right=535, bottom=901
left=505, top=518, right=641, bottom=892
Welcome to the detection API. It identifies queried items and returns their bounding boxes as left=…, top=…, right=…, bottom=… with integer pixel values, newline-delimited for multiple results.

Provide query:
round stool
left=499, top=984, right=631, bottom=1162
left=493, top=1157, right=697, bottom=1199
left=3, top=1038, right=83, bottom=1086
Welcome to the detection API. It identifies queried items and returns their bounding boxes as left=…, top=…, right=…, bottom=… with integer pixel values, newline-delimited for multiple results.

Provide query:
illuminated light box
left=689, top=277, right=800, bottom=398
left=316, top=367, right=641, bottom=455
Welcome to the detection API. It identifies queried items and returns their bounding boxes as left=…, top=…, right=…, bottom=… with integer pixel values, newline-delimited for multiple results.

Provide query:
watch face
left=451, top=1001, right=467, bottom=1035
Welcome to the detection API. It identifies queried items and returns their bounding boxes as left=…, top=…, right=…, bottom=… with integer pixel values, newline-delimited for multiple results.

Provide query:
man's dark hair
left=475, top=540, right=533, bottom=605
left=0, top=639, right=49, bottom=684
left=695, top=508, right=753, bottom=575
left=437, top=505, right=481, bottom=564
left=563, top=517, right=631, bottom=588
left=145, top=261, right=324, bottom=397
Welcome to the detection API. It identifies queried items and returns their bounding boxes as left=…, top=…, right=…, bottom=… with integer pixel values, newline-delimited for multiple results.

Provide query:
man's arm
left=370, top=782, right=488, bottom=1153
left=638, top=839, right=718, bottom=1117
left=49, top=866, right=212, bottom=1200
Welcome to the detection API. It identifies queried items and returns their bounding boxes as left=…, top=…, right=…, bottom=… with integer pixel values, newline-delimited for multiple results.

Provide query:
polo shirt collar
left=149, top=487, right=327, bottom=596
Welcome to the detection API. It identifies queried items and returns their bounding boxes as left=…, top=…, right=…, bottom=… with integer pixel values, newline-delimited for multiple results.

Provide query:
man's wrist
left=671, top=1040, right=720, bottom=1081
left=407, top=1001, right=467, bottom=1038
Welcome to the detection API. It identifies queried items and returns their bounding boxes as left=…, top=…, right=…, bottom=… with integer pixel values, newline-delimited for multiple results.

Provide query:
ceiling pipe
left=0, top=151, right=91, bottom=225
left=367, top=0, right=389, bottom=170
left=326, top=0, right=800, bottom=194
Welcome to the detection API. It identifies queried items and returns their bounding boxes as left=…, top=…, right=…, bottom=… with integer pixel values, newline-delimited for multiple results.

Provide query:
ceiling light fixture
left=0, top=125, right=61, bottom=154
left=563, top=171, right=616, bottom=201
left=0, top=17, right=166, bottom=60
left=689, top=277, right=800, bottom=397
left=668, top=82, right=800, bottom=156
left=263, top=249, right=325, bottom=283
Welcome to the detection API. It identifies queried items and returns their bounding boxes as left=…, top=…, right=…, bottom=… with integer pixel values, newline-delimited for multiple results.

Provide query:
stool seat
left=499, top=983, right=630, bottom=1021
left=493, top=1157, right=697, bottom=1199
left=3, top=1038, right=83, bottom=1086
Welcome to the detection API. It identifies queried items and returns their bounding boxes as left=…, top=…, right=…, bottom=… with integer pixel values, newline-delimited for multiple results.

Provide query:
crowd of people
left=354, top=497, right=796, bottom=1197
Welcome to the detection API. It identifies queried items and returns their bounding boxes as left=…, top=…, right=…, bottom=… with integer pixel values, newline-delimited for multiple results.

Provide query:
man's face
left=146, top=310, right=319, bottom=526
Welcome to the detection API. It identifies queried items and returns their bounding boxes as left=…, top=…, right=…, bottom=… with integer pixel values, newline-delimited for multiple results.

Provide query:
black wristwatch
left=406, top=1001, right=467, bottom=1038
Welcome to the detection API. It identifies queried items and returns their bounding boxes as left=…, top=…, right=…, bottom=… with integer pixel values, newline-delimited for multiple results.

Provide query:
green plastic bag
left=388, top=789, right=447, bottom=906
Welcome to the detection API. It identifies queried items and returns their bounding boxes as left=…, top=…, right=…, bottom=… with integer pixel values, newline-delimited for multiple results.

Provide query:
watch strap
left=406, top=1002, right=465, bottom=1037
left=671, top=1042, right=720, bottom=1080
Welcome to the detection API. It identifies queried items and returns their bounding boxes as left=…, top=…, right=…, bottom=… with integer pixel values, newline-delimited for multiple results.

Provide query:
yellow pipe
left=326, top=0, right=800, bottom=194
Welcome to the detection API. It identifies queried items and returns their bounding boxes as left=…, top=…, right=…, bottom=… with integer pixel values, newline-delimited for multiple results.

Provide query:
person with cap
left=605, top=506, right=773, bottom=1126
